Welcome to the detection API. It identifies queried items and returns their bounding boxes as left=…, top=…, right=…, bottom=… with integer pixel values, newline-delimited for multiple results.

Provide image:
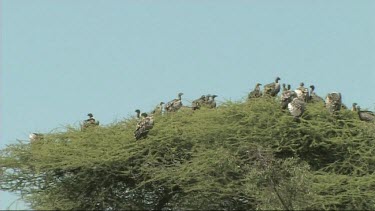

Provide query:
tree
left=1, top=97, right=375, bottom=210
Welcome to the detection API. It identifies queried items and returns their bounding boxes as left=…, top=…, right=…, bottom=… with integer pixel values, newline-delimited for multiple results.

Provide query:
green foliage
left=1, top=98, right=375, bottom=210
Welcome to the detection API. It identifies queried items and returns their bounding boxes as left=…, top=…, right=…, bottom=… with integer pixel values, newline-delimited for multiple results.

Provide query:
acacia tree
left=1, top=98, right=375, bottom=210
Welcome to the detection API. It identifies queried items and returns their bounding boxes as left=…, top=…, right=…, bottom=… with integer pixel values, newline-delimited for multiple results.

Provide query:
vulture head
left=282, top=83, right=286, bottom=90
left=135, top=109, right=141, bottom=118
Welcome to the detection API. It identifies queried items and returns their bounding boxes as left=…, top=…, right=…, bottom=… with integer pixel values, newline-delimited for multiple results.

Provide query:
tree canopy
left=1, top=97, right=375, bottom=210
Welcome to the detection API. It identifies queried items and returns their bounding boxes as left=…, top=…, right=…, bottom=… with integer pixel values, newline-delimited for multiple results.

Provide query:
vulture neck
left=352, top=105, right=357, bottom=112
left=282, top=84, right=287, bottom=91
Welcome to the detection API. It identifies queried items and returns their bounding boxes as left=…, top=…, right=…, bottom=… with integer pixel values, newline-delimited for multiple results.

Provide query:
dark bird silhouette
left=263, top=77, right=281, bottom=97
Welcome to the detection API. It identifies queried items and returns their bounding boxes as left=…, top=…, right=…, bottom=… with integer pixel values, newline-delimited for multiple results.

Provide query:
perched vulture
left=357, top=106, right=375, bottom=122
left=82, top=113, right=99, bottom=130
left=199, top=94, right=211, bottom=108
left=207, top=95, right=218, bottom=108
left=351, top=103, right=358, bottom=112
left=192, top=95, right=206, bottom=110
left=248, top=83, right=262, bottom=99
left=288, top=97, right=305, bottom=118
left=325, top=92, right=342, bottom=114
left=135, top=109, right=141, bottom=119
left=263, top=77, right=281, bottom=97
left=134, top=113, right=154, bottom=140
left=29, top=133, right=44, bottom=142
left=200, top=94, right=211, bottom=107
left=294, top=82, right=309, bottom=102
left=282, top=83, right=287, bottom=92
left=309, top=85, right=324, bottom=103
left=151, top=102, right=165, bottom=115
left=281, top=89, right=297, bottom=109
left=165, top=93, right=184, bottom=112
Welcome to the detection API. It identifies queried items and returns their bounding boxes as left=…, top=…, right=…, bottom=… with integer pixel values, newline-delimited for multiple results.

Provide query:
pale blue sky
left=1, top=0, right=374, bottom=209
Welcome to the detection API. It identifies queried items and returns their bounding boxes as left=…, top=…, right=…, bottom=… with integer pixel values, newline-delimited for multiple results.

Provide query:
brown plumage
left=325, top=92, right=342, bottom=114
left=263, top=77, right=281, bottom=97
left=248, top=83, right=262, bottom=99
left=357, top=106, right=375, bottom=122
left=165, top=93, right=184, bottom=112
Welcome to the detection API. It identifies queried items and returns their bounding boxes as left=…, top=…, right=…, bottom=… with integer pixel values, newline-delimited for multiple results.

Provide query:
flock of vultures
left=29, top=77, right=375, bottom=142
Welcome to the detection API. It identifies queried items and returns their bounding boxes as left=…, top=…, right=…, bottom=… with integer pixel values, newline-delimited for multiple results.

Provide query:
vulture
left=281, top=88, right=297, bottom=109
left=198, top=94, right=212, bottom=108
left=207, top=95, right=218, bottom=108
left=357, top=106, right=375, bottom=122
left=29, top=133, right=44, bottom=142
left=202, top=94, right=211, bottom=107
left=263, top=77, right=281, bottom=97
left=282, top=83, right=287, bottom=92
left=134, top=113, right=154, bottom=140
left=351, top=103, right=358, bottom=112
left=165, top=93, right=184, bottom=112
left=192, top=95, right=206, bottom=110
left=294, top=82, right=309, bottom=102
left=151, top=102, right=165, bottom=115
left=82, top=113, right=99, bottom=130
left=135, top=109, right=141, bottom=119
left=248, top=83, right=262, bottom=99
left=288, top=97, right=306, bottom=118
left=309, top=85, right=324, bottom=103
left=325, top=92, right=342, bottom=114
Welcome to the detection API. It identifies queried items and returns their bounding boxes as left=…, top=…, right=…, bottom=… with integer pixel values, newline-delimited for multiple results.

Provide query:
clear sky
left=1, top=0, right=374, bottom=209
